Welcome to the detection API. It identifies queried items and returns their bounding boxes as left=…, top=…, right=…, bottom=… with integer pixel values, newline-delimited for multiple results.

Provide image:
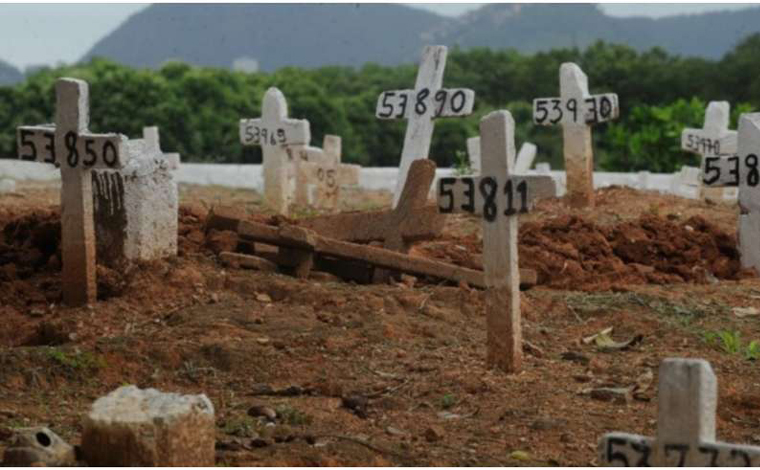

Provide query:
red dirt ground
left=2, top=182, right=760, bottom=466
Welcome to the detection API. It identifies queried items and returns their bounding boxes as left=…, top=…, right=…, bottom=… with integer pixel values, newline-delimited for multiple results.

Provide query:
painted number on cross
left=438, top=177, right=530, bottom=222
left=376, top=88, right=474, bottom=119
left=241, top=122, right=288, bottom=146
left=684, top=132, right=721, bottom=155
left=533, top=94, right=618, bottom=126
left=702, top=154, right=760, bottom=187
left=18, top=128, right=120, bottom=169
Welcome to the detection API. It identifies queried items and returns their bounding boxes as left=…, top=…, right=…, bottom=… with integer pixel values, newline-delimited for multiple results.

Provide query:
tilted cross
left=683, top=101, right=737, bottom=201
left=699, top=113, right=760, bottom=273
left=533, top=63, right=618, bottom=208
left=300, top=158, right=444, bottom=248
left=437, top=111, right=555, bottom=372
left=376, top=45, right=475, bottom=208
left=599, top=358, right=760, bottom=466
left=467, top=137, right=540, bottom=175
left=240, top=87, right=310, bottom=215
left=17, top=78, right=127, bottom=306
left=290, top=135, right=361, bottom=212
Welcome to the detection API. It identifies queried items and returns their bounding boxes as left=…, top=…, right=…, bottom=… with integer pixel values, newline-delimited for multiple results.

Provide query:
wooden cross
left=437, top=111, right=555, bottom=373
left=533, top=62, right=619, bottom=208
left=467, top=137, right=539, bottom=175
left=290, top=135, right=361, bottom=212
left=240, top=87, right=310, bottom=215
left=299, top=158, right=444, bottom=248
left=17, top=78, right=127, bottom=306
left=599, top=358, right=760, bottom=466
left=683, top=101, right=738, bottom=201
left=700, top=113, right=760, bottom=273
left=376, top=45, right=475, bottom=208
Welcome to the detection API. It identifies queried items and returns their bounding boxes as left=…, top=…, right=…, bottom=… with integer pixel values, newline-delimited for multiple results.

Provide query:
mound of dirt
left=419, top=214, right=754, bottom=291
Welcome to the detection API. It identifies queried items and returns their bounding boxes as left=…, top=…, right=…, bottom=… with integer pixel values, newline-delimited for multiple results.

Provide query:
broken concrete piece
left=81, top=385, right=215, bottom=466
left=1, top=427, right=76, bottom=467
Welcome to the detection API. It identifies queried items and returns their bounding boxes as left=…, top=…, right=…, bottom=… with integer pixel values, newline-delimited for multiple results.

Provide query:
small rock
left=256, top=293, right=272, bottom=303
left=509, top=450, right=531, bottom=461
left=424, top=425, right=444, bottom=443
left=530, top=417, right=567, bottom=431
left=342, top=395, right=369, bottom=419
left=2, top=427, right=76, bottom=467
left=386, top=426, right=407, bottom=437
left=209, top=293, right=220, bottom=304
left=251, top=384, right=274, bottom=395
left=256, top=337, right=271, bottom=345
left=250, top=437, right=271, bottom=448
left=561, top=351, right=589, bottom=365
left=247, top=405, right=277, bottom=421
left=590, top=387, right=632, bottom=404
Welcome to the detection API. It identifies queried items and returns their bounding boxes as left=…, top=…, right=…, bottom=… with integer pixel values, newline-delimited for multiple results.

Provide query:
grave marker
left=599, top=358, right=760, bottom=466
left=240, top=87, right=310, bottom=214
left=700, top=113, right=760, bottom=273
left=92, top=126, right=180, bottom=265
left=533, top=63, right=619, bottom=208
left=683, top=101, right=737, bottom=201
left=290, top=135, right=360, bottom=211
left=437, top=110, right=555, bottom=372
left=376, top=45, right=475, bottom=208
left=467, top=137, right=539, bottom=175
left=17, top=78, right=127, bottom=306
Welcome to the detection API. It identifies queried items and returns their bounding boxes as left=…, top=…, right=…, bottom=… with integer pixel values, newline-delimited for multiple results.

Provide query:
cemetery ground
left=2, top=182, right=760, bottom=466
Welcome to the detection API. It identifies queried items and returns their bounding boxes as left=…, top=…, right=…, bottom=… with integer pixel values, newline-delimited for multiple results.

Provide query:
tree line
left=1, top=33, right=760, bottom=172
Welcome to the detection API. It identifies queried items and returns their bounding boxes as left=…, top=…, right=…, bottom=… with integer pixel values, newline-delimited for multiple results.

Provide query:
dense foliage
left=2, top=34, right=760, bottom=172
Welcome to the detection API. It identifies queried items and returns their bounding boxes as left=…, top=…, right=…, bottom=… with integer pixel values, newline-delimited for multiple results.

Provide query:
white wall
left=0, top=160, right=712, bottom=200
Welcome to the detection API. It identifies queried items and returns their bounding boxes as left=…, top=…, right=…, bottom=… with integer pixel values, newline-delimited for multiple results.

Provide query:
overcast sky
left=0, top=3, right=751, bottom=70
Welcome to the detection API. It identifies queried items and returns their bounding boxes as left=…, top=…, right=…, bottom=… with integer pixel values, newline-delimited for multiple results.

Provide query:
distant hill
left=437, top=4, right=760, bottom=59
left=82, top=3, right=447, bottom=71
left=0, top=59, right=22, bottom=85
left=82, top=3, right=760, bottom=70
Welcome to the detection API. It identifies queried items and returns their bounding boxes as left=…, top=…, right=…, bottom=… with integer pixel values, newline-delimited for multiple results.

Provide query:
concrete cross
left=290, top=135, right=361, bottom=212
left=599, top=358, right=760, bottom=466
left=467, top=136, right=539, bottom=175
left=16, top=78, right=127, bottom=306
left=437, top=111, right=555, bottom=372
left=376, top=45, right=475, bottom=208
left=533, top=63, right=619, bottom=208
left=700, top=113, right=760, bottom=273
left=240, top=87, right=310, bottom=215
left=683, top=101, right=738, bottom=201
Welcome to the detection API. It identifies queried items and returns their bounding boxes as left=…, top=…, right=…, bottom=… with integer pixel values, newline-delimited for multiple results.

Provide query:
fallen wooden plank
left=219, top=252, right=278, bottom=272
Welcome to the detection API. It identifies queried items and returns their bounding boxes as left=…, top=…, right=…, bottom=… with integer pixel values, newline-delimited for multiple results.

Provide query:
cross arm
left=240, top=117, right=310, bottom=147
left=437, top=174, right=556, bottom=219
left=533, top=93, right=618, bottom=126
left=18, top=125, right=125, bottom=170
left=376, top=88, right=475, bottom=120
left=600, top=432, right=760, bottom=467
left=682, top=128, right=738, bottom=157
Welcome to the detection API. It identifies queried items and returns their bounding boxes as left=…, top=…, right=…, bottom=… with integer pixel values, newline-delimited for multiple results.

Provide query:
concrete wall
left=0, top=160, right=705, bottom=200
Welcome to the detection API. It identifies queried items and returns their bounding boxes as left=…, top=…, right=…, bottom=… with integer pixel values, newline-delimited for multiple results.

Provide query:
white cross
left=240, top=87, right=310, bottom=215
left=16, top=78, right=127, bottom=306
left=290, top=135, right=360, bottom=212
left=467, top=137, right=539, bottom=175
left=599, top=358, right=760, bottom=466
left=698, top=113, right=760, bottom=273
left=683, top=101, right=737, bottom=201
left=436, top=111, right=555, bottom=372
left=533, top=63, right=618, bottom=208
left=376, top=45, right=475, bottom=208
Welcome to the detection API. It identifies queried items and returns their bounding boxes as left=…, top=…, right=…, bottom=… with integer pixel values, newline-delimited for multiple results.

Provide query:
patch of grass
left=275, top=405, right=312, bottom=426
left=46, top=348, right=106, bottom=373
left=222, top=416, right=259, bottom=437
left=453, top=150, right=473, bottom=176
left=703, top=330, right=760, bottom=360
left=440, top=393, right=457, bottom=410
left=566, top=292, right=727, bottom=327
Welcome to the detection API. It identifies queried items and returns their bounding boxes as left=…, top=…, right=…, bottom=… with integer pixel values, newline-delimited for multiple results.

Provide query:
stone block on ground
left=1, top=426, right=76, bottom=467
left=81, top=385, right=215, bottom=466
